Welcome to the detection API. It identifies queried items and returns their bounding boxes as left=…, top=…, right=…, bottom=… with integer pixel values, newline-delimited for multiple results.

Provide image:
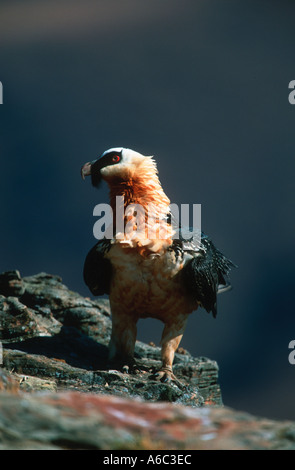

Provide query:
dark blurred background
left=0, top=0, right=295, bottom=420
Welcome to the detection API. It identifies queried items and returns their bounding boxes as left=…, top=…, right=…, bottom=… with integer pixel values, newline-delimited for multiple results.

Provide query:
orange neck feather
left=106, top=167, right=173, bottom=252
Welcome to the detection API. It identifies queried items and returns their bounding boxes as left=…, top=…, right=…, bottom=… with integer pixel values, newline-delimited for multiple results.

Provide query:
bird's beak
left=81, top=162, right=92, bottom=180
left=81, top=158, right=103, bottom=187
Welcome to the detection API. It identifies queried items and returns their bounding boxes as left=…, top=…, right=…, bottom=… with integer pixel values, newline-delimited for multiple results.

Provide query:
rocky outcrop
left=0, top=271, right=221, bottom=406
left=0, top=270, right=295, bottom=450
left=1, top=391, right=295, bottom=450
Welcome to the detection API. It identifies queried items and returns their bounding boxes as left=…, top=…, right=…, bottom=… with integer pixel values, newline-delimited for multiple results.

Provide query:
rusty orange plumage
left=81, top=148, right=235, bottom=382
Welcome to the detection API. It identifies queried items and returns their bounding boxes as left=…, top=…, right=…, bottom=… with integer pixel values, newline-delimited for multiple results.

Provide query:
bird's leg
left=108, top=312, right=139, bottom=374
left=153, top=316, right=188, bottom=384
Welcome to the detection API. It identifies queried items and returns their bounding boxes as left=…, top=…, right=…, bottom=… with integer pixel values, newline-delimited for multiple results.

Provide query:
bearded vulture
left=81, top=148, right=235, bottom=382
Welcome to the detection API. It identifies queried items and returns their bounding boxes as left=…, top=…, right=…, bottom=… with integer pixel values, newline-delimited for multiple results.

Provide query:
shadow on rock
left=4, top=326, right=109, bottom=371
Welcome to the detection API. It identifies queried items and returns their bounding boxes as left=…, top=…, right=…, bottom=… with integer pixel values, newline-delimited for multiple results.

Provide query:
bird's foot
left=121, top=361, right=141, bottom=375
left=108, top=357, right=148, bottom=375
left=122, top=360, right=152, bottom=375
left=151, top=366, right=184, bottom=388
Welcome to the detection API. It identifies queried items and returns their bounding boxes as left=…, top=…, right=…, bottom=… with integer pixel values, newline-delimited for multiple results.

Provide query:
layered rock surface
left=0, top=270, right=294, bottom=450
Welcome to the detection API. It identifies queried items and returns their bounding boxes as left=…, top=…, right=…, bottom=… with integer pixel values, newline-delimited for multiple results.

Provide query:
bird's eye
left=112, top=155, right=120, bottom=163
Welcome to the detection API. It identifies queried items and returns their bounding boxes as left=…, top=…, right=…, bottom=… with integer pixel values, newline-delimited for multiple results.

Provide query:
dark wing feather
left=83, top=239, right=112, bottom=296
left=176, top=229, right=236, bottom=318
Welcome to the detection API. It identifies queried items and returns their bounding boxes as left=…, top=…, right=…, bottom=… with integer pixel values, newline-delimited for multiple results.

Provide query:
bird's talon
left=122, top=365, right=130, bottom=374
left=151, top=367, right=181, bottom=385
left=122, top=361, right=143, bottom=375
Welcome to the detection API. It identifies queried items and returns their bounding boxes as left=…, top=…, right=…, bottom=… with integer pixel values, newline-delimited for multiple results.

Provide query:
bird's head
left=81, top=147, right=157, bottom=188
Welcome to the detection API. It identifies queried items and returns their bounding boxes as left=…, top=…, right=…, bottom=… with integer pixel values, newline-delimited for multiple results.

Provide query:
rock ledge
left=1, top=270, right=295, bottom=450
